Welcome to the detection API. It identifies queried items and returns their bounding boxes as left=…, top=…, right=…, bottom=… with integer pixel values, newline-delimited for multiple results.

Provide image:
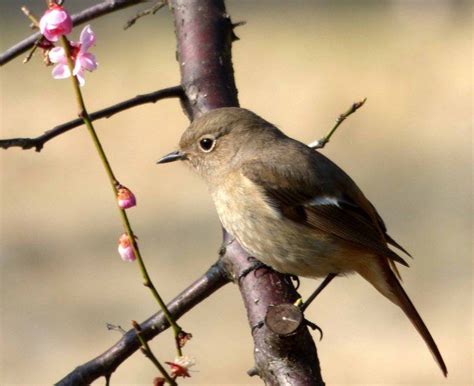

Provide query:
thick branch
left=172, top=1, right=323, bottom=384
left=56, top=260, right=230, bottom=385
left=223, top=234, right=324, bottom=385
left=172, top=0, right=239, bottom=118
left=0, top=86, right=184, bottom=152
left=0, top=0, right=146, bottom=66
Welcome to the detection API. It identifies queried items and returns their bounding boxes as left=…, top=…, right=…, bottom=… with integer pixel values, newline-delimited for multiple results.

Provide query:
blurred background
left=0, top=0, right=472, bottom=385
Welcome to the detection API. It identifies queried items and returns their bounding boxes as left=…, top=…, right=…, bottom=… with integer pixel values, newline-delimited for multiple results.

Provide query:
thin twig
left=0, top=86, right=184, bottom=151
left=56, top=261, right=230, bottom=385
left=20, top=6, right=40, bottom=28
left=124, top=1, right=166, bottom=30
left=133, top=321, right=177, bottom=386
left=22, top=38, right=42, bottom=64
left=308, top=98, right=367, bottom=149
left=106, top=323, right=127, bottom=335
left=0, top=0, right=147, bottom=66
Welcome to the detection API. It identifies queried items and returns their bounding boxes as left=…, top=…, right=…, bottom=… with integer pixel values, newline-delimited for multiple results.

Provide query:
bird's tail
left=358, top=259, right=448, bottom=377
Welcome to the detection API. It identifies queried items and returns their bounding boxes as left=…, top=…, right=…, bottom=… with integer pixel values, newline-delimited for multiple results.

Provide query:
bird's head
left=157, top=107, right=280, bottom=181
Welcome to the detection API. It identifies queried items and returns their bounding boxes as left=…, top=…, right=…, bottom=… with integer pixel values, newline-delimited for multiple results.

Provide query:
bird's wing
left=241, top=158, right=408, bottom=267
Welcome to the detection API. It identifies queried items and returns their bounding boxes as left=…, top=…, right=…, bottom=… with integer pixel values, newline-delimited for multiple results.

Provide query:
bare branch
left=56, top=260, right=230, bottom=385
left=222, top=234, right=324, bottom=385
left=124, top=1, right=166, bottom=30
left=309, top=98, right=367, bottom=149
left=0, top=0, right=147, bottom=66
left=0, top=86, right=184, bottom=152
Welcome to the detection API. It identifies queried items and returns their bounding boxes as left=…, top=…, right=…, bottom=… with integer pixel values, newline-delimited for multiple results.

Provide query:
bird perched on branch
left=158, top=107, right=447, bottom=376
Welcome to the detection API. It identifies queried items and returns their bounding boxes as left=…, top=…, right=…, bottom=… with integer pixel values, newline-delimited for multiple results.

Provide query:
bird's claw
left=284, top=274, right=300, bottom=290
left=251, top=321, right=264, bottom=333
left=304, top=318, right=324, bottom=341
left=238, top=257, right=270, bottom=281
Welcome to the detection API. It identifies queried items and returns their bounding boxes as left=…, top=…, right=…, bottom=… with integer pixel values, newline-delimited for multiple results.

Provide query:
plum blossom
left=117, top=186, right=136, bottom=209
left=118, top=233, right=136, bottom=262
left=166, top=356, right=196, bottom=378
left=48, top=25, right=98, bottom=86
left=39, top=4, right=73, bottom=42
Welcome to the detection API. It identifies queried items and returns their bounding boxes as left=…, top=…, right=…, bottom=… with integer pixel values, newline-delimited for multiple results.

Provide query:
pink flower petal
left=79, top=53, right=98, bottom=72
left=79, top=25, right=96, bottom=51
left=48, top=47, right=66, bottom=64
left=39, top=15, right=49, bottom=36
left=72, top=58, right=82, bottom=76
left=48, top=10, right=68, bottom=25
left=118, top=244, right=136, bottom=262
left=118, top=234, right=136, bottom=262
left=75, top=71, right=86, bottom=87
left=117, top=187, right=136, bottom=209
left=51, top=63, right=71, bottom=79
left=39, top=6, right=72, bottom=42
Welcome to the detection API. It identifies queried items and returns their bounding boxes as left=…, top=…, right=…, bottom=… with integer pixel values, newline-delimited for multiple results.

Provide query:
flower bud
left=117, top=186, right=136, bottom=209
left=118, top=233, right=136, bottom=262
left=39, top=4, right=73, bottom=42
left=153, top=378, right=165, bottom=386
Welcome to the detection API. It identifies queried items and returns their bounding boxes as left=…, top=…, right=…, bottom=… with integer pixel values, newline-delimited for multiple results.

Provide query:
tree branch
left=0, top=0, right=147, bottom=66
left=0, top=86, right=184, bottom=152
left=56, top=260, right=230, bottom=385
left=123, top=1, right=166, bottom=30
left=222, top=234, right=324, bottom=385
left=171, top=0, right=324, bottom=384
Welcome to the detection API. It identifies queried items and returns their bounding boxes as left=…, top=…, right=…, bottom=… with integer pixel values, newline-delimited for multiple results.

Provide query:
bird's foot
left=304, top=318, right=324, bottom=341
left=285, top=274, right=300, bottom=290
left=251, top=321, right=264, bottom=333
left=238, top=257, right=271, bottom=281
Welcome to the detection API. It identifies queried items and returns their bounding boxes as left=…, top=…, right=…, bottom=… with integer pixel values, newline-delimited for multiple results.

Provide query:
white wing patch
left=308, top=195, right=341, bottom=207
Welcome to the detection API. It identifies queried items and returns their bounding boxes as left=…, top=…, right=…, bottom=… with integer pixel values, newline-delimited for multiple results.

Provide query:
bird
left=157, top=107, right=447, bottom=376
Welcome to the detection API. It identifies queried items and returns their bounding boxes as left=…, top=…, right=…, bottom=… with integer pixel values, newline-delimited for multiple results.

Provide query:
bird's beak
left=156, top=150, right=186, bottom=164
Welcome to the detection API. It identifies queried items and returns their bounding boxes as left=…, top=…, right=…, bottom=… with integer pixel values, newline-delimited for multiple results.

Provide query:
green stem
left=133, top=322, right=177, bottom=386
left=60, top=36, right=183, bottom=357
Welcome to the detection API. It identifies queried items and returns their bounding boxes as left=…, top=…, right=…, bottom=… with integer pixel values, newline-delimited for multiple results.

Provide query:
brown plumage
left=158, top=107, right=447, bottom=376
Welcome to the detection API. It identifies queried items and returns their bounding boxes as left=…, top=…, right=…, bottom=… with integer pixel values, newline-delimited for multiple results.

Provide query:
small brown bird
left=158, top=107, right=447, bottom=376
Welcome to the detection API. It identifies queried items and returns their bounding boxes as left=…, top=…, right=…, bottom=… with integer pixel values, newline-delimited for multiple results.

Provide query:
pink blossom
left=166, top=356, right=196, bottom=379
left=117, top=186, right=136, bottom=209
left=118, top=234, right=136, bottom=262
left=39, top=4, right=72, bottom=42
left=48, top=25, right=98, bottom=86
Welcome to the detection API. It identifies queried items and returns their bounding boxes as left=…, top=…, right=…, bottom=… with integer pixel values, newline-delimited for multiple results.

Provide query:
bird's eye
left=198, top=136, right=216, bottom=152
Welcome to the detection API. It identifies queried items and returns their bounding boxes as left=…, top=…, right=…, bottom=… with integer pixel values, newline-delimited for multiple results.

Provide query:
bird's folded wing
left=242, top=160, right=408, bottom=267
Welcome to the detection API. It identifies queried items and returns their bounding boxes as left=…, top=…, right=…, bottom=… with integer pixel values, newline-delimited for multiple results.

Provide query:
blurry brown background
left=1, top=1, right=472, bottom=385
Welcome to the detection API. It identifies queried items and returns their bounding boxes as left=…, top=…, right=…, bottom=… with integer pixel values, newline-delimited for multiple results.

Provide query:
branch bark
left=0, top=86, right=183, bottom=151
left=172, top=1, right=324, bottom=384
left=0, top=0, right=146, bottom=66
left=56, top=261, right=230, bottom=385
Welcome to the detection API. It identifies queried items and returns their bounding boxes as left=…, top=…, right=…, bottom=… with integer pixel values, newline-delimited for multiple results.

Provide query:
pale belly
left=211, top=178, right=362, bottom=278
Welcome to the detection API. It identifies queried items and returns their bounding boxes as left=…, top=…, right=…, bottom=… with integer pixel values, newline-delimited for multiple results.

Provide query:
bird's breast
left=210, top=173, right=359, bottom=277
